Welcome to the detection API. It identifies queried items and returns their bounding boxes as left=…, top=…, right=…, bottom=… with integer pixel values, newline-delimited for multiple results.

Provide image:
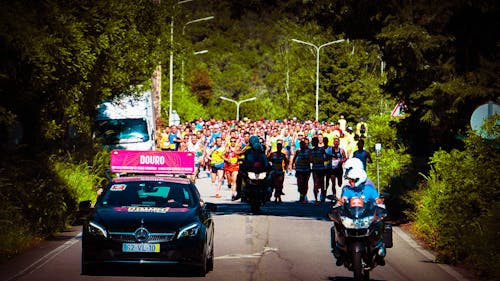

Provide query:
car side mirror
left=79, top=200, right=92, bottom=211
left=76, top=200, right=93, bottom=224
left=380, top=192, right=391, bottom=200
left=203, top=202, right=217, bottom=212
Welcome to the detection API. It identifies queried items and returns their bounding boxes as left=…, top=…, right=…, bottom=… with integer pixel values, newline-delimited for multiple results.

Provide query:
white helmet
left=346, top=168, right=367, bottom=188
left=344, top=158, right=363, bottom=175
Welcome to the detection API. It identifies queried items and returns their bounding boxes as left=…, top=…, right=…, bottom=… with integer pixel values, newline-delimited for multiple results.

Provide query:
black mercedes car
left=81, top=176, right=217, bottom=276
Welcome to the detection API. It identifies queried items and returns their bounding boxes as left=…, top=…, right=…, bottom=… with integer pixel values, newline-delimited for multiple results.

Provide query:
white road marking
left=215, top=247, right=279, bottom=260
left=393, top=227, right=469, bottom=281
left=6, top=232, right=82, bottom=281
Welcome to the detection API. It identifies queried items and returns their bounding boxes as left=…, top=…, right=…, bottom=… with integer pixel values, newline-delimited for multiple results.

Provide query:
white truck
left=94, top=88, right=156, bottom=151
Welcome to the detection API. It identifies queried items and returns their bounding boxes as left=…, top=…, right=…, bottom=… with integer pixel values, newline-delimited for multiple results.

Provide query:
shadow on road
left=213, top=200, right=333, bottom=221
left=328, top=276, right=386, bottom=281
left=83, top=263, right=207, bottom=277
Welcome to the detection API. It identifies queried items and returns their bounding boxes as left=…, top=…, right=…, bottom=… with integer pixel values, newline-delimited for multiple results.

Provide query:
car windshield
left=99, top=181, right=196, bottom=208
left=94, top=118, right=149, bottom=145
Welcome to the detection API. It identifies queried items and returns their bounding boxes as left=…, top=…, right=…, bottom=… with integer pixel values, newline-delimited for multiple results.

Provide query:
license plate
left=122, top=243, right=160, bottom=253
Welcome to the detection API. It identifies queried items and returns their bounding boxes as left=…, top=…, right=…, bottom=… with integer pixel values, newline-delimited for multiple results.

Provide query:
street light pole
left=219, top=96, right=257, bottom=121
left=169, top=0, right=194, bottom=126
left=181, top=15, right=214, bottom=95
left=375, top=143, right=382, bottom=194
left=291, top=38, right=345, bottom=121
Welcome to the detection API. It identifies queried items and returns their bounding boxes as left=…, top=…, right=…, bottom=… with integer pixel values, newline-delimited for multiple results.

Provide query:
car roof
left=112, top=176, right=192, bottom=185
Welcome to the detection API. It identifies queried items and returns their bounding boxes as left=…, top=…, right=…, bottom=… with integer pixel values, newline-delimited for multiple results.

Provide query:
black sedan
left=81, top=176, right=217, bottom=276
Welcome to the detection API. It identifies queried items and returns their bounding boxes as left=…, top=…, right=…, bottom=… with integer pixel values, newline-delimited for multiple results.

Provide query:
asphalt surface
left=0, top=172, right=480, bottom=281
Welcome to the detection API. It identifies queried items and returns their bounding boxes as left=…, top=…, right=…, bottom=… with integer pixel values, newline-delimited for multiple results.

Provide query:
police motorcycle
left=327, top=175, right=392, bottom=281
left=242, top=136, right=271, bottom=213
left=243, top=168, right=271, bottom=213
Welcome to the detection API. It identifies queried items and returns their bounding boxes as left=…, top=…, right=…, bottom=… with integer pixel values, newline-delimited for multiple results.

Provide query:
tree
left=0, top=0, right=163, bottom=153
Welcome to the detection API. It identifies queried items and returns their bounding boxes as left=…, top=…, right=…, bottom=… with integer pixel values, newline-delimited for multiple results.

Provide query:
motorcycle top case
left=383, top=224, right=393, bottom=248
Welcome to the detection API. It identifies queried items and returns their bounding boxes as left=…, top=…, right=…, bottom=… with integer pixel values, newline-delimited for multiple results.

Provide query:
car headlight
left=341, top=216, right=374, bottom=229
left=248, top=172, right=267, bottom=180
left=177, top=222, right=201, bottom=239
left=87, top=221, right=108, bottom=238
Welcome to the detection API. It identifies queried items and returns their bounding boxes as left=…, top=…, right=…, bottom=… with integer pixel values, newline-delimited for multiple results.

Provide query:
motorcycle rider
left=331, top=167, right=386, bottom=266
left=338, top=167, right=378, bottom=204
left=343, top=157, right=375, bottom=187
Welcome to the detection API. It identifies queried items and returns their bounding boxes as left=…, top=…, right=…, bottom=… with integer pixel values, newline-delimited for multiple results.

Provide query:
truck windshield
left=95, top=118, right=149, bottom=145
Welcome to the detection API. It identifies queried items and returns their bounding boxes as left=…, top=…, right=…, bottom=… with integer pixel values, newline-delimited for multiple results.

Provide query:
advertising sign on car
left=110, top=150, right=194, bottom=174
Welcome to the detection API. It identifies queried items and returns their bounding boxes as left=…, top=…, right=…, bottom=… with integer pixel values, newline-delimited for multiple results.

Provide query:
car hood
left=91, top=206, right=199, bottom=232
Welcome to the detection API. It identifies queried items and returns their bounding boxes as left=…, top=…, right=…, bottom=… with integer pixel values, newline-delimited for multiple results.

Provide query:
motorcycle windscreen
left=347, top=198, right=376, bottom=219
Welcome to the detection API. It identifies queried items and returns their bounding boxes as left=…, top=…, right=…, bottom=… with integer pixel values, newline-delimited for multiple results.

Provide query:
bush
left=366, top=145, right=412, bottom=193
left=0, top=177, right=35, bottom=262
left=50, top=150, right=109, bottom=206
left=405, top=131, right=500, bottom=278
left=364, top=114, right=412, bottom=192
left=0, top=156, right=74, bottom=261
left=0, top=149, right=109, bottom=262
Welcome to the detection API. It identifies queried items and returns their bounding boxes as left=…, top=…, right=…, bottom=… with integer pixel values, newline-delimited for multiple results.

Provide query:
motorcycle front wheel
left=352, top=242, right=369, bottom=281
left=250, top=201, right=260, bottom=213
left=249, top=190, right=261, bottom=213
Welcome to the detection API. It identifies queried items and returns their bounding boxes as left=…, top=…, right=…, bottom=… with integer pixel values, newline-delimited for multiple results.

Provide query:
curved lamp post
left=180, top=16, right=214, bottom=94
left=291, top=38, right=345, bottom=121
left=182, top=16, right=215, bottom=36
left=219, top=96, right=257, bottom=121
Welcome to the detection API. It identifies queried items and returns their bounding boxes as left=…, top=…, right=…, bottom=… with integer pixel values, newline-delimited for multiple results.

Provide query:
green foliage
left=174, top=85, right=209, bottom=122
left=0, top=0, right=162, bottom=149
left=50, top=150, right=109, bottom=205
left=367, top=145, right=412, bottom=193
left=373, top=1, right=499, bottom=153
left=0, top=149, right=109, bottom=261
left=405, top=132, right=500, bottom=277
left=365, top=114, right=412, bottom=193
left=0, top=156, right=75, bottom=260
left=0, top=177, right=34, bottom=262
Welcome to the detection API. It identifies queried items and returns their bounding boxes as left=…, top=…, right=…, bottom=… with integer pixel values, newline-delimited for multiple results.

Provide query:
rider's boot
left=375, top=241, right=386, bottom=266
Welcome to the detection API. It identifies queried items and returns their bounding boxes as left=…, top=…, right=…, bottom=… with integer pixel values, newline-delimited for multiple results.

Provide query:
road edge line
left=393, top=227, right=469, bottom=281
left=5, top=232, right=82, bottom=281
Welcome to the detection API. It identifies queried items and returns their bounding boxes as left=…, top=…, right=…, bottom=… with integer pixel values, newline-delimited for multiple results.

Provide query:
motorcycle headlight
left=341, top=216, right=374, bottom=229
left=177, top=222, right=201, bottom=239
left=247, top=172, right=267, bottom=180
left=87, top=221, right=108, bottom=238
left=247, top=172, right=257, bottom=179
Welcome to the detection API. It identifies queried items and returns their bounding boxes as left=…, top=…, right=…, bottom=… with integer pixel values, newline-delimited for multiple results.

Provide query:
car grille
left=109, top=232, right=175, bottom=243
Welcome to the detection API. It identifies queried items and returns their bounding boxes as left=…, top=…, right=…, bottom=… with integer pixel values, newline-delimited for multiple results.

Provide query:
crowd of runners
left=156, top=116, right=372, bottom=205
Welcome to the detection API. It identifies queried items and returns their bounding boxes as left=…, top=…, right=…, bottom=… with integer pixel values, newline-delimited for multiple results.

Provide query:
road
left=0, top=173, right=477, bottom=281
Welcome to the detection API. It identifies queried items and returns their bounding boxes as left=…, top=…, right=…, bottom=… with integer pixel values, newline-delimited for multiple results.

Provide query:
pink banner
left=110, top=150, right=194, bottom=174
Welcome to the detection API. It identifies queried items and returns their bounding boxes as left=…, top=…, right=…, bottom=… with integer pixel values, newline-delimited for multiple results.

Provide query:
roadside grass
left=404, top=133, right=500, bottom=280
left=0, top=150, right=108, bottom=263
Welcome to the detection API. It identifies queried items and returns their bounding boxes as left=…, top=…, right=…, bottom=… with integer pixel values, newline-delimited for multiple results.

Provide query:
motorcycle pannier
left=383, top=224, right=393, bottom=248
